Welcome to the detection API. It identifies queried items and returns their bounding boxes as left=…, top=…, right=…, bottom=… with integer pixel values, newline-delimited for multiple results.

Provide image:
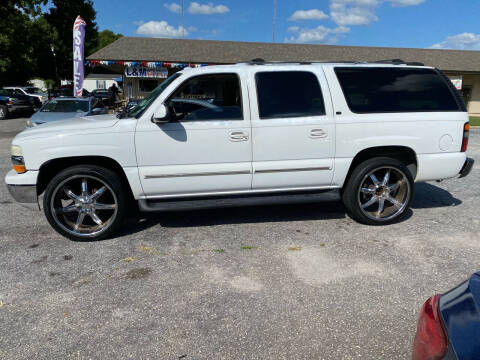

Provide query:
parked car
left=91, top=89, right=110, bottom=104
left=125, top=98, right=140, bottom=112
left=412, top=272, right=480, bottom=360
left=23, top=86, right=48, bottom=103
left=4, top=86, right=43, bottom=109
left=27, top=97, right=108, bottom=127
left=47, top=88, right=90, bottom=100
left=4, top=60, right=474, bottom=240
left=0, top=88, right=35, bottom=119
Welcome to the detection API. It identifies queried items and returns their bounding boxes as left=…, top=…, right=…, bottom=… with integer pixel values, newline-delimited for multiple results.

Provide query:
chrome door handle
left=229, top=131, right=249, bottom=142
left=309, top=128, right=327, bottom=138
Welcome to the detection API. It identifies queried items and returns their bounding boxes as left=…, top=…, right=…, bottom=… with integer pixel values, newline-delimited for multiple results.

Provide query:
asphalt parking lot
left=1, top=116, right=479, bottom=360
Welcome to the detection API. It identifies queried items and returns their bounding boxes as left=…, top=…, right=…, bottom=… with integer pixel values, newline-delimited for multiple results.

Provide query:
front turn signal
left=13, top=164, right=26, bottom=173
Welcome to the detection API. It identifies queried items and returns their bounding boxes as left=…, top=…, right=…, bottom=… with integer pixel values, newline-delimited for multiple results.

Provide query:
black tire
left=342, top=157, right=414, bottom=225
left=0, top=105, right=8, bottom=120
left=43, top=165, right=127, bottom=241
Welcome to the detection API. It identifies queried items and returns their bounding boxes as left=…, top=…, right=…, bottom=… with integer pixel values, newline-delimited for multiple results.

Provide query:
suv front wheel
left=342, top=157, right=414, bottom=225
left=43, top=165, right=127, bottom=241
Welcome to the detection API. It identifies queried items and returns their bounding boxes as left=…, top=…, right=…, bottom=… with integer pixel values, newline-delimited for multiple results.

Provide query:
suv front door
left=248, top=68, right=335, bottom=191
left=135, top=72, right=252, bottom=198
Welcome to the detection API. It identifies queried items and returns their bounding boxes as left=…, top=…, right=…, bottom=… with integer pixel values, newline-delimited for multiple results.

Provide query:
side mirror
left=151, top=104, right=169, bottom=124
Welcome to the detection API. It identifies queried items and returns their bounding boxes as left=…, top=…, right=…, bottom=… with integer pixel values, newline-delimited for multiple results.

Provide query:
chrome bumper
left=6, top=184, right=37, bottom=203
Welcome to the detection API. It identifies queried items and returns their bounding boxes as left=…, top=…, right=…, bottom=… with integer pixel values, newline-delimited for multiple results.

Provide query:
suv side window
left=335, top=67, right=460, bottom=113
left=167, top=73, right=243, bottom=121
left=255, top=71, right=325, bottom=119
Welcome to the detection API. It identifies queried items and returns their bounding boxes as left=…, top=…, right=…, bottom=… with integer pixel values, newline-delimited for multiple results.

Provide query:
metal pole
left=272, top=0, right=277, bottom=42
left=182, top=0, right=185, bottom=38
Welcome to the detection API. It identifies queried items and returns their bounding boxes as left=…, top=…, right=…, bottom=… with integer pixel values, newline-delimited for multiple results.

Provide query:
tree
left=0, top=0, right=49, bottom=86
left=44, top=0, right=98, bottom=80
left=93, top=30, right=123, bottom=53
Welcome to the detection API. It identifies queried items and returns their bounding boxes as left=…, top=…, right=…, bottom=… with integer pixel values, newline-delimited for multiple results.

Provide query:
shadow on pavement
left=411, top=182, right=462, bottom=209
left=116, top=182, right=458, bottom=237
left=119, top=201, right=347, bottom=235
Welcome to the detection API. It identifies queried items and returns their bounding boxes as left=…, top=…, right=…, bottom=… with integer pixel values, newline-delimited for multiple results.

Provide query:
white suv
left=5, top=60, right=474, bottom=240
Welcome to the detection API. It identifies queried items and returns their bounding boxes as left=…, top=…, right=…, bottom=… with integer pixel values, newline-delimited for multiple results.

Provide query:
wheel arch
left=343, top=146, right=418, bottom=190
left=37, top=156, right=135, bottom=202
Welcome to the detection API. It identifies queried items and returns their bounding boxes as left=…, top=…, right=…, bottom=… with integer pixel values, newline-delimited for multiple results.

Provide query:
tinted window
left=335, top=67, right=460, bottom=113
left=168, top=73, right=243, bottom=121
left=41, top=100, right=89, bottom=112
left=255, top=71, right=325, bottom=119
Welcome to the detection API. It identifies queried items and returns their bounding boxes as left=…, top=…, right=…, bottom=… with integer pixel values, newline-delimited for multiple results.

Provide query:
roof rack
left=245, top=58, right=425, bottom=66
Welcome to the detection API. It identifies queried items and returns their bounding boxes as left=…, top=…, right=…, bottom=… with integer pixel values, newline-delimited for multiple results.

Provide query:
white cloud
left=329, top=0, right=424, bottom=26
left=286, top=25, right=350, bottom=44
left=289, top=9, right=329, bottom=21
left=164, top=3, right=182, bottom=13
left=188, top=2, right=229, bottom=15
left=431, top=33, right=480, bottom=50
left=388, top=0, right=425, bottom=6
left=136, top=20, right=188, bottom=38
left=330, top=0, right=379, bottom=26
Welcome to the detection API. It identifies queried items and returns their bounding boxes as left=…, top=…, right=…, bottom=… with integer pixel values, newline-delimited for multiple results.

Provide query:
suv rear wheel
left=43, top=165, right=127, bottom=241
left=342, top=157, right=414, bottom=225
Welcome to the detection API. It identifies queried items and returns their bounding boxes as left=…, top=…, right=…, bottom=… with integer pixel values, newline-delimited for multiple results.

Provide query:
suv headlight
left=11, top=145, right=26, bottom=173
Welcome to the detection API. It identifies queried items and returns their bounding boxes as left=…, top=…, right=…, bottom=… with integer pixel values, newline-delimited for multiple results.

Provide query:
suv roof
left=178, top=59, right=433, bottom=76
left=244, top=58, right=426, bottom=66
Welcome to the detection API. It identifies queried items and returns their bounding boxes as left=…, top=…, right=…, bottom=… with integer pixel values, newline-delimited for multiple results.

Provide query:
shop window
left=96, top=80, right=106, bottom=89
left=139, top=79, right=159, bottom=93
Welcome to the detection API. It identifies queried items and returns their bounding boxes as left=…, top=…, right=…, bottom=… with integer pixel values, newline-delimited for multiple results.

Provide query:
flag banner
left=73, top=16, right=86, bottom=97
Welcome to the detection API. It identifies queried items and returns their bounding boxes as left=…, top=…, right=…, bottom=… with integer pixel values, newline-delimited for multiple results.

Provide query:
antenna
left=182, top=0, right=185, bottom=38
left=272, top=0, right=277, bottom=42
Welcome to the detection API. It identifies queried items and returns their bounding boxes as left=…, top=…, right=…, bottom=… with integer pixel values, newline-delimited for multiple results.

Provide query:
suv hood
left=31, top=111, right=88, bottom=124
left=16, top=114, right=119, bottom=140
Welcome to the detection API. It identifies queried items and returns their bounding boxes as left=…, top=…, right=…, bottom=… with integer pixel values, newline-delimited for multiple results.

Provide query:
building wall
left=448, top=73, right=480, bottom=116
left=463, top=75, right=480, bottom=116
left=84, top=78, right=118, bottom=92
left=123, top=77, right=162, bottom=100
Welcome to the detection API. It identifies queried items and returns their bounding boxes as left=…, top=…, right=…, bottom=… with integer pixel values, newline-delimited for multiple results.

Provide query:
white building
left=83, top=74, right=119, bottom=92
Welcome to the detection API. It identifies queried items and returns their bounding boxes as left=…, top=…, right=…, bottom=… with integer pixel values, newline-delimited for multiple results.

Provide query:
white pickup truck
left=5, top=60, right=474, bottom=240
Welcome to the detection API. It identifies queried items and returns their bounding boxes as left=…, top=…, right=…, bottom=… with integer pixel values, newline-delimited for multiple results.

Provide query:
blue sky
left=91, top=0, right=480, bottom=49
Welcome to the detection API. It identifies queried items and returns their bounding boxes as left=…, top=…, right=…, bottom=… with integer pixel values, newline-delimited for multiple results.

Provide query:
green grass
left=469, top=117, right=480, bottom=126
left=241, top=246, right=256, bottom=250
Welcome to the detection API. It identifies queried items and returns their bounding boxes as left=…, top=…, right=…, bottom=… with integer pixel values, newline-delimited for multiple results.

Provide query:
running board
left=138, top=189, right=341, bottom=212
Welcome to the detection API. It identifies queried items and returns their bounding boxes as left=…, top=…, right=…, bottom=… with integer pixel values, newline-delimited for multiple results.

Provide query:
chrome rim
left=357, top=166, right=410, bottom=221
left=50, top=175, right=118, bottom=238
left=0, top=107, right=5, bottom=118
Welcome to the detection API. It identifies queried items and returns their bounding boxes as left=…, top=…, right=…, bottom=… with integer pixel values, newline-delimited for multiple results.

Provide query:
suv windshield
left=41, top=99, right=90, bottom=113
left=128, top=73, right=182, bottom=118
left=25, top=87, right=43, bottom=94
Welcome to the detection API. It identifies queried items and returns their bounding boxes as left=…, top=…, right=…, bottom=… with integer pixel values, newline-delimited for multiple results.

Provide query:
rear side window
left=255, top=71, right=325, bottom=119
left=335, top=67, right=461, bottom=113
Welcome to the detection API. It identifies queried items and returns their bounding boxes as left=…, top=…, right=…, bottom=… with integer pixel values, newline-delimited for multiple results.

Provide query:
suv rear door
left=248, top=66, right=335, bottom=191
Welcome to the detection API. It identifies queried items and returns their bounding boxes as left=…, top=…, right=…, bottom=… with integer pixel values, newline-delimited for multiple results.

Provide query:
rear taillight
left=461, top=122, right=470, bottom=152
left=412, top=294, right=448, bottom=360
